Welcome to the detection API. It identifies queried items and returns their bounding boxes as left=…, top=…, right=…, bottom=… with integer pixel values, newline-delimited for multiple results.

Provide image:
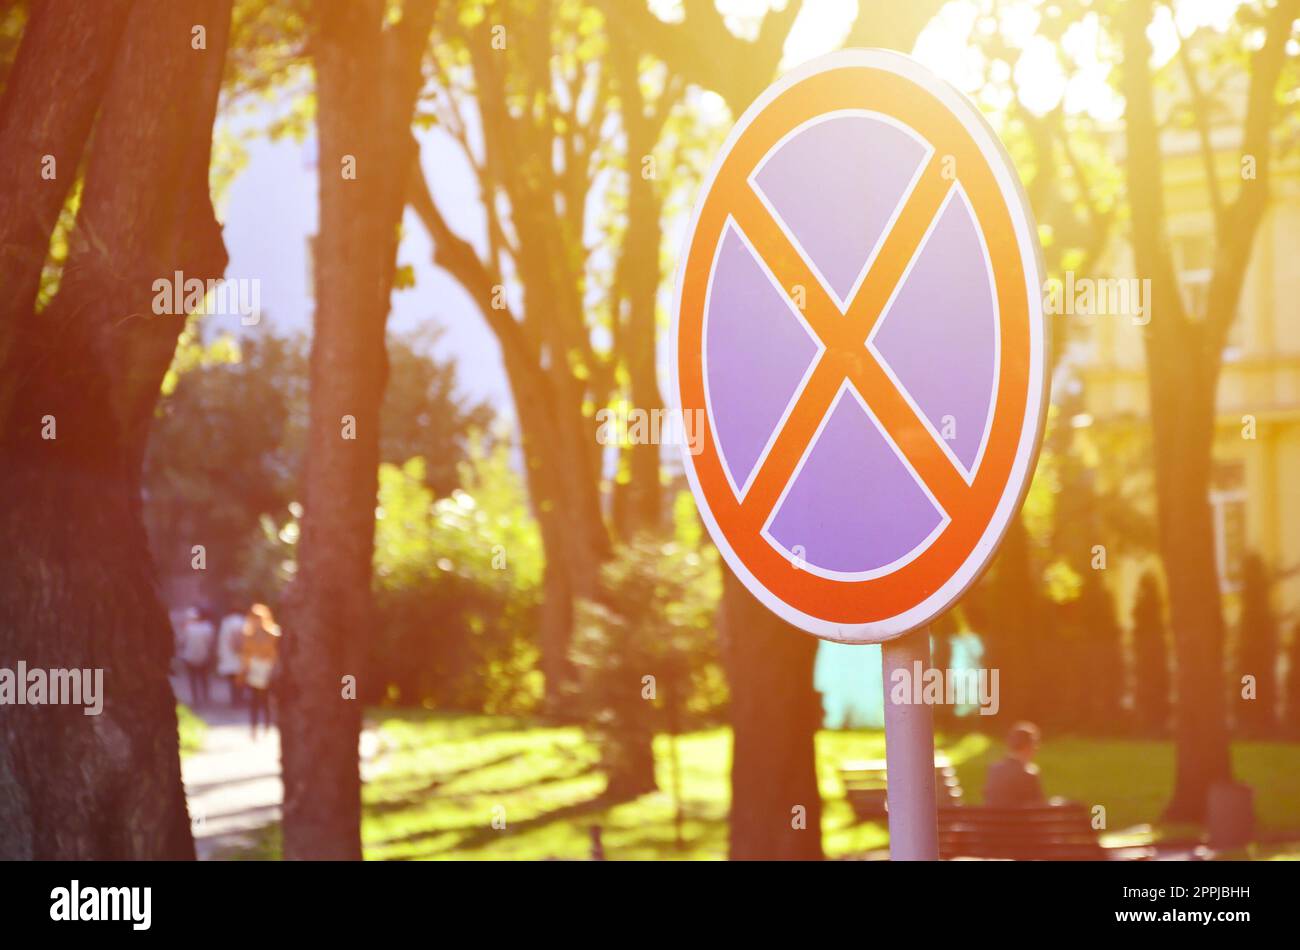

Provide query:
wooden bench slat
left=841, top=760, right=964, bottom=820
left=935, top=803, right=1109, bottom=860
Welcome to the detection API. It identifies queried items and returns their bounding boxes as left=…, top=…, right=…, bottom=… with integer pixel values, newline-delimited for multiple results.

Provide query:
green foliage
left=34, top=175, right=81, bottom=312
left=1286, top=620, right=1300, bottom=740
left=1132, top=569, right=1171, bottom=734
left=371, top=440, right=544, bottom=714
left=147, top=332, right=304, bottom=606
left=972, top=390, right=1158, bottom=732
left=967, top=516, right=1046, bottom=723
left=1043, top=557, right=1084, bottom=604
left=1077, top=567, right=1125, bottom=731
left=381, top=328, right=495, bottom=494
left=1236, top=553, right=1279, bottom=737
left=146, top=328, right=490, bottom=606
left=176, top=703, right=208, bottom=756
left=224, top=0, right=311, bottom=105
left=570, top=493, right=725, bottom=793
left=147, top=332, right=302, bottom=606
left=215, top=1, right=314, bottom=200
left=160, top=323, right=244, bottom=397
left=236, top=507, right=302, bottom=603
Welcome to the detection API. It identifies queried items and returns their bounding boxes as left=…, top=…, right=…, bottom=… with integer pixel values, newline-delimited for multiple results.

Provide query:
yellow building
left=1080, top=124, right=1300, bottom=628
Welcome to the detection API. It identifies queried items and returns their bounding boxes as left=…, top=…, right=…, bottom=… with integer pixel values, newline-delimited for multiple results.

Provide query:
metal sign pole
left=882, top=625, right=938, bottom=860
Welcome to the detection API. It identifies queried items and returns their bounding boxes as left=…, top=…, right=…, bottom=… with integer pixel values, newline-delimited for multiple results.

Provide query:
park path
left=179, top=691, right=284, bottom=860
left=176, top=677, right=387, bottom=860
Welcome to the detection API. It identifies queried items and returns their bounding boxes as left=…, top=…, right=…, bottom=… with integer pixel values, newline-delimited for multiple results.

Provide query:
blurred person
left=217, top=608, right=247, bottom=706
left=241, top=604, right=281, bottom=739
left=983, top=721, right=1046, bottom=808
left=200, top=603, right=222, bottom=685
left=180, top=607, right=215, bottom=707
left=168, top=608, right=189, bottom=674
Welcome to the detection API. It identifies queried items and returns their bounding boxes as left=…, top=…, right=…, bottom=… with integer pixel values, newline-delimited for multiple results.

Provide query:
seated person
left=983, top=721, right=1046, bottom=807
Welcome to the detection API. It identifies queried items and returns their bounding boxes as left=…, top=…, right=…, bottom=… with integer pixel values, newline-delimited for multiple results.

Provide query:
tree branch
left=1169, top=9, right=1225, bottom=227
left=1119, top=0, right=1187, bottom=340
left=599, top=0, right=802, bottom=115
left=407, top=144, right=533, bottom=364
left=1205, top=0, right=1297, bottom=353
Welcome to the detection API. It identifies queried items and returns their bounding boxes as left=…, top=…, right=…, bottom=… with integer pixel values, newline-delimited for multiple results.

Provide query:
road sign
left=671, top=49, right=1047, bottom=645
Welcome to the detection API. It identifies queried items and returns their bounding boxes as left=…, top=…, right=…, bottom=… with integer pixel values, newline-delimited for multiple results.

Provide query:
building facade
left=1079, top=129, right=1300, bottom=631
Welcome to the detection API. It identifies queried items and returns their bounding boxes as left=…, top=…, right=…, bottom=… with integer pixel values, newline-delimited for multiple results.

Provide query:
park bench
left=937, top=802, right=1151, bottom=860
left=840, top=754, right=963, bottom=820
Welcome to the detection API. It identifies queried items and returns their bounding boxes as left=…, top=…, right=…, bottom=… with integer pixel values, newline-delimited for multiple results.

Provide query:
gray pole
left=882, top=626, right=939, bottom=860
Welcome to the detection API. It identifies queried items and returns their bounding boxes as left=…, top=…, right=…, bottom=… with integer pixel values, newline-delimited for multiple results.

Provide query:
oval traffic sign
left=671, top=49, right=1048, bottom=643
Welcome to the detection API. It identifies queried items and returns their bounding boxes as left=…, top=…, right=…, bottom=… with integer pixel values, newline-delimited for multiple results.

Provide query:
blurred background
left=1, top=0, right=1297, bottom=861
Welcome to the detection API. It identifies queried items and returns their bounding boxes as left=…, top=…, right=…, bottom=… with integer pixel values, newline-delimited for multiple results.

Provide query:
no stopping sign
left=671, top=50, right=1048, bottom=643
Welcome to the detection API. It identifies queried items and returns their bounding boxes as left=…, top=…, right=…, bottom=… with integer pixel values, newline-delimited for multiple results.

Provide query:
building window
left=1174, top=233, right=1242, bottom=357
left=1210, top=460, right=1247, bottom=591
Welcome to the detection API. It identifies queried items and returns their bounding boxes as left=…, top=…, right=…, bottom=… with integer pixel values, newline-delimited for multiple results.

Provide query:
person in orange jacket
left=241, top=603, right=281, bottom=739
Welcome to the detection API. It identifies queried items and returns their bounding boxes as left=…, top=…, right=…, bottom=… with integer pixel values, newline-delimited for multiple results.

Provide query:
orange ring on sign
left=671, top=50, right=1048, bottom=643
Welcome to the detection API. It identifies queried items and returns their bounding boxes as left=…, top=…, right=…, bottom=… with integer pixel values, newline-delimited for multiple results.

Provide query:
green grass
left=941, top=733, right=1300, bottom=848
left=354, top=712, right=1300, bottom=861
left=362, top=711, right=729, bottom=860
left=207, top=710, right=1300, bottom=860
left=176, top=703, right=207, bottom=757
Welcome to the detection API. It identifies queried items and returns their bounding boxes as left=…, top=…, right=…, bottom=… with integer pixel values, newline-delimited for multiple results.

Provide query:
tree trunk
left=971, top=516, right=1045, bottom=724
left=1118, top=0, right=1234, bottom=820
left=0, top=0, right=231, bottom=859
left=279, top=0, right=433, bottom=860
left=0, top=0, right=130, bottom=423
left=1235, top=555, right=1279, bottom=737
left=1284, top=621, right=1300, bottom=739
left=1150, top=388, right=1231, bottom=818
left=611, top=42, right=671, bottom=538
left=721, top=571, right=824, bottom=860
left=506, top=347, right=603, bottom=702
left=408, top=158, right=609, bottom=706
left=1154, top=408, right=1232, bottom=816
left=537, top=534, right=576, bottom=698
left=1132, top=572, right=1172, bottom=735
left=1118, top=0, right=1296, bottom=818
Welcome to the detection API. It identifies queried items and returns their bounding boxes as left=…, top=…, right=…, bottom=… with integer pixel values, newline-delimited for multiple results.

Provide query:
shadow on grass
left=367, top=760, right=602, bottom=822
left=364, top=750, right=529, bottom=816
left=373, top=790, right=613, bottom=857
left=366, top=710, right=533, bottom=745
